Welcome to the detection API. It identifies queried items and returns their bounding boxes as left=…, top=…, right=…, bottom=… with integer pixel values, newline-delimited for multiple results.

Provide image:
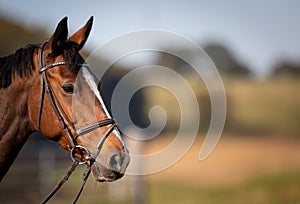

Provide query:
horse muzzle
left=91, top=151, right=130, bottom=182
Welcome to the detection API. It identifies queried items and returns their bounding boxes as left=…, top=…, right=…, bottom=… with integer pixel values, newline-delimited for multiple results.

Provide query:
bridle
left=37, top=42, right=119, bottom=203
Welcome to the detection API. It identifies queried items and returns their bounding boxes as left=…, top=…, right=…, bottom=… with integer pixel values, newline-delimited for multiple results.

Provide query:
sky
left=0, top=0, right=299, bottom=76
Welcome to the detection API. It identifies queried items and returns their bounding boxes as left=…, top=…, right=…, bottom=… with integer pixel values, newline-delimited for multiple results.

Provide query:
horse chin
left=91, top=162, right=124, bottom=182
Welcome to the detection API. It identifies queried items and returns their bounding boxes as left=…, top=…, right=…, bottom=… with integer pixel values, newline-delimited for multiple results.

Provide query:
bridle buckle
left=70, top=145, right=92, bottom=165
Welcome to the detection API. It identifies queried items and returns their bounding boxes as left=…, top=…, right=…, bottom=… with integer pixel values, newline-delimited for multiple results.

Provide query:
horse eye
left=62, top=84, right=74, bottom=94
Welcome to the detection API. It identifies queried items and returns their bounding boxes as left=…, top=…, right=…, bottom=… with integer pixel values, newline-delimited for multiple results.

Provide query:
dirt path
left=145, top=135, right=300, bottom=186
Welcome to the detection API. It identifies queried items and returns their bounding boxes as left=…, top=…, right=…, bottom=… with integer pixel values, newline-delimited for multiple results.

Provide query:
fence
left=0, top=133, right=72, bottom=203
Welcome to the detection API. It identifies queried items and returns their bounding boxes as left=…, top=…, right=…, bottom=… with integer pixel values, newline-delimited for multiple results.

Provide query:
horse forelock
left=57, top=41, right=85, bottom=74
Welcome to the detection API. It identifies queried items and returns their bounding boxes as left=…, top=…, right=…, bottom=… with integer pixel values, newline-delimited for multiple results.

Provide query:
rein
left=37, top=43, right=116, bottom=203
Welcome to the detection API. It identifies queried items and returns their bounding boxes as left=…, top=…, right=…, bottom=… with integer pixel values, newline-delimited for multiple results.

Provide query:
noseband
left=37, top=43, right=118, bottom=203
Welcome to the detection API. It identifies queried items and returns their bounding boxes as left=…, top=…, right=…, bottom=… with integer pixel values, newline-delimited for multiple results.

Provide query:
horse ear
left=48, top=16, right=68, bottom=54
left=68, top=16, right=93, bottom=50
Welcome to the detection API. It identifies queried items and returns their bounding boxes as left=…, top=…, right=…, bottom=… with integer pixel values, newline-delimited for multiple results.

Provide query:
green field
left=145, top=76, right=300, bottom=135
left=149, top=169, right=300, bottom=204
left=40, top=167, right=300, bottom=204
left=42, top=135, right=300, bottom=204
left=224, top=77, right=300, bottom=135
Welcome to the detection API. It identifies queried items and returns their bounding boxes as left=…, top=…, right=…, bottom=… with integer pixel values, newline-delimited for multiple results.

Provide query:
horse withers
left=0, top=17, right=130, bottom=188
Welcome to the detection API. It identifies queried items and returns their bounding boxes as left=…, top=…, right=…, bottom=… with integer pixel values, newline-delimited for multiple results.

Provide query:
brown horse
left=0, top=16, right=129, bottom=186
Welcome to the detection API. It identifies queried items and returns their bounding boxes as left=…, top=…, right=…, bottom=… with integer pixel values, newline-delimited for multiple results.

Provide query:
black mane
left=0, top=44, right=38, bottom=88
left=0, top=41, right=84, bottom=89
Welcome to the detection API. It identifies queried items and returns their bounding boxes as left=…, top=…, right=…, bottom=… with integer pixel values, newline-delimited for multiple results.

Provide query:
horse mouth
left=91, top=162, right=125, bottom=182
left=96, top=175, right=121, bottom=182
left=97, top=176, right=113, bottom=182
left=88, top=147, right=130, bottom=182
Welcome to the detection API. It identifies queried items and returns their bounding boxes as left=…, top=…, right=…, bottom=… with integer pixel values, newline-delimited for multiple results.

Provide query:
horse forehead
left=80, top=68, right=99, bottom=95
left=80, top=68, right=110, bottom=114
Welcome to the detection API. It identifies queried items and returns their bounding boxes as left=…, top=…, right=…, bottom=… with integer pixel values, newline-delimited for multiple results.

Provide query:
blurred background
left=0, top=0, right=300, bottom=203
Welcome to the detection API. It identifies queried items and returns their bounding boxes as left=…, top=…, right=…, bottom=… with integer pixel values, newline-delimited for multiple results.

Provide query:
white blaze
left=81, top=67, right=127, bottom=152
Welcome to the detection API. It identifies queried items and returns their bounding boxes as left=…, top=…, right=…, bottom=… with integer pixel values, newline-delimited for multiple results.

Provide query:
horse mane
left=0, top=41, right=84, bottom=89
left=0, top=44, right=38, bottom=88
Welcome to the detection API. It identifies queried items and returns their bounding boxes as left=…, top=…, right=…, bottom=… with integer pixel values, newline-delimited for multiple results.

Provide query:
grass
left=224, top=77, right=300, bottom=135
left=32, top=168, right=300, bottom=204
left=144, top=75, right=300, bottom=135
left=148, top=169, right=300, bottom=204
left=4, top=165, right=300, bottom=204
left=2, top=136, right=300, bottom=204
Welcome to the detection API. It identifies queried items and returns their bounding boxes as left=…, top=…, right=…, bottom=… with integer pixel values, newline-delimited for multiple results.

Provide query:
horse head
left=29, top=17, right=130, bottom=182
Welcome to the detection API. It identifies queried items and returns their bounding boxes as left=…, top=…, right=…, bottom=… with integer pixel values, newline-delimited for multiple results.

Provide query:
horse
left=0, top=16, right=130, bottom=201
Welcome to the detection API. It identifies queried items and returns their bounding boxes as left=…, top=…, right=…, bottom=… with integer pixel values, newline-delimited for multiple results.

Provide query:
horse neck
left=0, top=78, right=36, bottom=182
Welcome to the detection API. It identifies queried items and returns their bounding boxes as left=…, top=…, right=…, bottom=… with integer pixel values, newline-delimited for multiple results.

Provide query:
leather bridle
left=37, top=42, right=119, bottom=203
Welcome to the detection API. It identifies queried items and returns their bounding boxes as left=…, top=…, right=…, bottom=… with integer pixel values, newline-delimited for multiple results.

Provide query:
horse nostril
left=109, top=154, right=121, bottom=172
left=108, top=153, right=130, bottom=175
